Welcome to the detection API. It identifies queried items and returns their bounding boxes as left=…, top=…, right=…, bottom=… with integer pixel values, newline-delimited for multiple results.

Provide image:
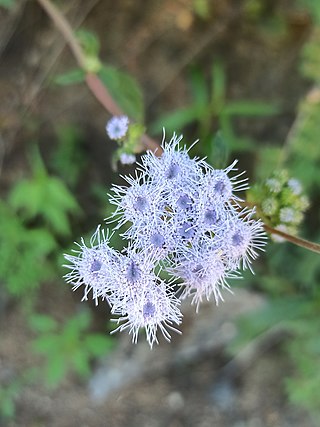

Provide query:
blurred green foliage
left=0, top=201, right=56, bottom=296
left=151, top=61, right=279, bottom=160
left=228, top=3, right=320, bottom=416
left=192, top=0, right=210, bottom=20
left=0, top=0, right=15, bottom=9
left=0, top=380, right=22, bottom=420
left=50, top=124, right=88, bottom=188
left=0, top=146, right=79, bottom=297
left=0, top=138, right=109, bottom=416
left=9, top=146, right=79, bottom=236
left=30, top=311, right=114, bottom=388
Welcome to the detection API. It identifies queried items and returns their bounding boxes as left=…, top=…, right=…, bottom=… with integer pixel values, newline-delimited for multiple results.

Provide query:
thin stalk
left=264, top=224, right=320, bottom=254
left=36, top=0, right=162, bottom=153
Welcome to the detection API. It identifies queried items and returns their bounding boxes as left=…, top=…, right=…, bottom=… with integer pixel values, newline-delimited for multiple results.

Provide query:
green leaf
left=223, top=100, right=279, bottom=116
left=1, top=396, right=15, bottom=418
left=63, top=311, right=91, bottom=340
left=229, top=297, right=308, bottom=354
left=192, top=0, right=210, bottom=19
left=32, top=335, right=57, bottom=354
left=99, top=65, right=144, bottom=122
left=29, top=314, right=58, bottom=333
left=45, top=354, right=67, bottom=388
left=207, top=131, right=229, bottom=168
left=0, top=201, right=57, bottom=296
left=84, top=334, right=114, bottom=356
left=51, top=124, right=87, bottom=187
left=211, top=61, right=226, bottom=107
left=53, top=68, right=85, bottom=86
left=0, top=0, right=15, bottom=9
left=76, top=29, right=100, bottom=57
left=150, top=105, right=201, bottom=134
left=72, top=350, right=91, bottom=377
left=189, top=67, right=209, bottom=107
left=8, top=167, right=79, bottom=235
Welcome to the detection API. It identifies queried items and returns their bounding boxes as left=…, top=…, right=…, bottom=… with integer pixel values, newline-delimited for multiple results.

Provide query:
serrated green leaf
left=8, top=179, right=42, bottom=219
left=9, top=169, right=79, bottom=235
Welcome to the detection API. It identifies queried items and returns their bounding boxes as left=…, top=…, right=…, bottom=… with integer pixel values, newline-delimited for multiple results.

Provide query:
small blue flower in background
left=64, top=132, right=267, bottom=348
left=106, top=115, right=129, bottom=140
left=119, top=152, right=136, bottom=165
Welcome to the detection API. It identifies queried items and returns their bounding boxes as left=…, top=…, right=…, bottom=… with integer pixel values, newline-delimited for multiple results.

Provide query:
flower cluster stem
left=263, top=224, right=320, bottom=254
left=36, top=0, right=161, bottom=153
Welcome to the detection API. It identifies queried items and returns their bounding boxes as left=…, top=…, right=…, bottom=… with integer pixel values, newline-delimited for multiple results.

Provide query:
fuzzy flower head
left=64, top=130, right=268, bottom=348
left=111, top=282, right=182, bottom=348
left=106, top=115, right=129, bottom=140
left=63, top=226, right=116, bottom=304
left=139, top=132, right=203, bottom=189
left=218, top=210, right=267, bottom=272
left=173, top=246, right=233, bottom=310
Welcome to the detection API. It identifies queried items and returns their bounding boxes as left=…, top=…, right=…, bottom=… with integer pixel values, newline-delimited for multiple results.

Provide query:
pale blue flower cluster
left=64, top=133, right=266, bottom=348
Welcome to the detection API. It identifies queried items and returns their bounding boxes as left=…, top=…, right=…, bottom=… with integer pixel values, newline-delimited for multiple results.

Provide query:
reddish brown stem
left=85, top=73, right=123, bottom=116
left=264, top=224, right=320, bottom=254
left=36, top=0, right=161, bottom=153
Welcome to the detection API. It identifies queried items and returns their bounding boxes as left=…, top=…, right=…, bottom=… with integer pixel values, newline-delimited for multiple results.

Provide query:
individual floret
left=111, top=281, right=182, bottom=348
left=106, top=115, right=129, bottom=140
left=199, top=160, right=249, bottom=206
left=108, top=172, right=163, bottom=229
left=138, top=132, right=203, bottom=190
left=63, top=226, right=116, bottom=304
left=218, top=210, right=267, bottom=272
left=172, top=245, right=234, bottom=310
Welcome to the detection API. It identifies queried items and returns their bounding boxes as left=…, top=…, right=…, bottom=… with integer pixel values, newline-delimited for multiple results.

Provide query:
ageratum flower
left=63, top=226, right=116, bottom=304
left=64, top=131, right=267, bottom=348
left=111, top=281, right=182, bottom=348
